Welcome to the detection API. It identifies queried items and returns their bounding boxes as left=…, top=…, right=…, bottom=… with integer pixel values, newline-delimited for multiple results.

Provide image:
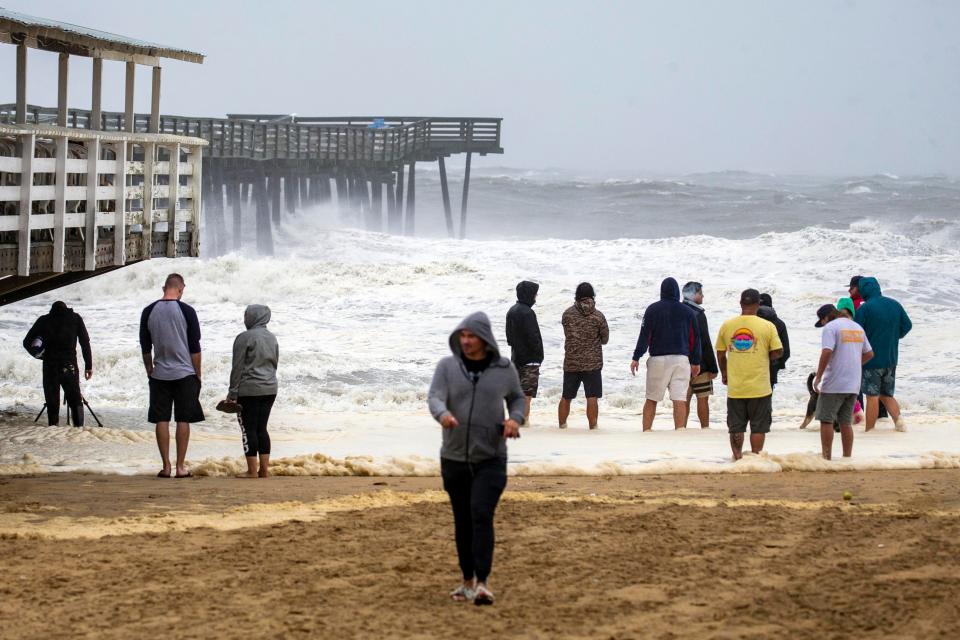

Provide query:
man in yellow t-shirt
left=715, top=289, right=784, bottom=460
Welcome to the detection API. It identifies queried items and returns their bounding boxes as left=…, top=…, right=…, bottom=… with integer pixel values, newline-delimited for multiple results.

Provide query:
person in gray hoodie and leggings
left=227, top=305, right=279, bottom=478
left=428, top=311, right=525, bottom=606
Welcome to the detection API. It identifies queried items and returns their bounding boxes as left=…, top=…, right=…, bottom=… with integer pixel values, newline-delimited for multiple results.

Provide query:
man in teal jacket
left=855, top=277, right=912, bottom=431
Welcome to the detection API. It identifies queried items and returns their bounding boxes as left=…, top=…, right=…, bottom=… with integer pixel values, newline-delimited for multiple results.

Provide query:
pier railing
left=0, top=105, right=503, bottom=163
left=0, top=121, right=206, bottom=278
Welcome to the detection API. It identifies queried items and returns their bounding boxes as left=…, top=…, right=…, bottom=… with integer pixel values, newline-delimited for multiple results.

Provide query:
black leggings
left=238, top=395, right=275, bottom=456
left=441, top=457, right=507, bottom=583
left=43, top=359, right=83, bottom=426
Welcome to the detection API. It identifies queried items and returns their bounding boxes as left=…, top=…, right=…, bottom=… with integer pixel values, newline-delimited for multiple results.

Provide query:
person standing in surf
left=23, top=301, right=93, bottom=427
left=681, top=282, right=719, bottom=428
left=812, top=304, right=874, bottom=459
left=757, top=293, right=791, bottom=390
left=428, top=311, right=525, bottom=606
left=505, top=281, right=544, bottom=424
left=629, top=277, right=702, bottom=431
left=140, top=273, right=204, bottom=478
left=226, top=305, right=279, bottom=479
left=558, top=283, right=610, bottom=429
left=855, top=277, right=912, bottom=431
left=715, top=289, right=783, bottom=460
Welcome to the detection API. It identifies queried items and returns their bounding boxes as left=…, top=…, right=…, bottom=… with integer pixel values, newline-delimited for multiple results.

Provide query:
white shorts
left=646, top=355, right=691, bottom=402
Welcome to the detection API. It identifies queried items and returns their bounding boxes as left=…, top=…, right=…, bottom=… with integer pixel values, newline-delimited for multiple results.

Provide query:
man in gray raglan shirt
left=140, top=273, right=204, bottom=478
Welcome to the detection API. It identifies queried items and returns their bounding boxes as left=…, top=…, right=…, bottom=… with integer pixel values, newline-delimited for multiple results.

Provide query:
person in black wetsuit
left=23, top=301, right=93, bottom=427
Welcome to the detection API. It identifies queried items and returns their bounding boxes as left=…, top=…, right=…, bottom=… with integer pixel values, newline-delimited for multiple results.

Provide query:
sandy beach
left=2, top=469, right=959, bottom=639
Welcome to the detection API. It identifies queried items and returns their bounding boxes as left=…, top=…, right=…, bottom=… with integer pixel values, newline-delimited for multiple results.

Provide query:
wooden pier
left=0, top=9, right=503, bottom=304
left=0, top=8, right=206, bottom=304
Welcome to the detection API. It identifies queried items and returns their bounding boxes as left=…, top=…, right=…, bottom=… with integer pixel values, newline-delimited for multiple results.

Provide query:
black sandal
left=157, top=470, right=171, bottom=478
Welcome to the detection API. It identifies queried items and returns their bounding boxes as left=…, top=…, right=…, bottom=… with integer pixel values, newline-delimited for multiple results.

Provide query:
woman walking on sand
left=225, top=305, right=279, bottom=478
left=428, top=311, right=525, bottom=606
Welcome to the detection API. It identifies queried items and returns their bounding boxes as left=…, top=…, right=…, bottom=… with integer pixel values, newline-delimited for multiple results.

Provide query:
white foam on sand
left=0, top=223, right=958, bottom=476
left=0, top=407, right=957, bottom=477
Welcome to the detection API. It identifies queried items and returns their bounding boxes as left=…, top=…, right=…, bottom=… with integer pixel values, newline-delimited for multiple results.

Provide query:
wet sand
left=2, top=470, right=959, bottom=639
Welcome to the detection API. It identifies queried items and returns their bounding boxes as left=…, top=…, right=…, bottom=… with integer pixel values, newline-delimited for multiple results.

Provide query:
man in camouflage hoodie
left=558, top=282, right=610, bottom=429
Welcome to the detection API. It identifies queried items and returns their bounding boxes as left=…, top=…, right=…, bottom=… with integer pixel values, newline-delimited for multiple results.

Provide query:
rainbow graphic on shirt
left=731, top=328, right=756, bottom=352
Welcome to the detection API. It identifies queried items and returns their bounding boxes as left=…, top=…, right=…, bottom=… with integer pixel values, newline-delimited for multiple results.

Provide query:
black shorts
left=148, top=375, right=205, bottom=424
left=562, top=370, right=602, bottom=400
left=726, top=395, right=772, bottom=434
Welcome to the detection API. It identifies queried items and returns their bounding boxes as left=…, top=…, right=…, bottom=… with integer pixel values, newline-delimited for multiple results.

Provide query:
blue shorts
left=861, top=367, right=896, bottom=397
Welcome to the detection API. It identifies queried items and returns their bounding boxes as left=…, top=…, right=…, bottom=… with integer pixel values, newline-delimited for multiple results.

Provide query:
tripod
left=34, top=395, right=104, bottom=428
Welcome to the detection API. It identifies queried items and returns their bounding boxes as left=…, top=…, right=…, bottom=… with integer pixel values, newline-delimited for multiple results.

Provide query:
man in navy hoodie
left=630, top=277, right=701, bottom=430
left=856, top=277, right=912, bottom=431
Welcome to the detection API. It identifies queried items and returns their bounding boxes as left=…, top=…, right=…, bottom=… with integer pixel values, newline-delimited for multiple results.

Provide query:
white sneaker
left=894, top=417, right=907, bottom=432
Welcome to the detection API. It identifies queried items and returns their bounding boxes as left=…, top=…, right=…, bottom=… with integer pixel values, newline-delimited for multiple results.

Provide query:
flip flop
left=175, top=471, right=193, bottom=478
left=473, top=585, right=495, bottom=606
left=157, top=470, right=171, bottom=478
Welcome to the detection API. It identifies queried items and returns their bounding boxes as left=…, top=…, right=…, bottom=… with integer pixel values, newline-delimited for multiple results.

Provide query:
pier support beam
left=124, top=61, right=135, bottom=132
left=15, top=43, right=27, bottom=124
left=57, top=53, right=69, bottom=127
left=335, top=176, right=348, bottom=210
left=284, top=173, right=296, bottom=215
left=270, top=171, right=282, bottom=225
left=149, top=66, right=161, bottom=133
left=391, top=165, right=404, bottom=234
left=369, top=181, right=383, bottom=232
left=255, top=169, right=274, bottom=256
left=207, top=161, right=227, bottom=257
left=405, top=162, right=416, bottom=236
left=90, top=57, right=102, bottom=130
left=438, top=156, right=454, bottom=238
left=459, top=152, right=472, bottom=240
left=232, top=177, right=243, bottom=251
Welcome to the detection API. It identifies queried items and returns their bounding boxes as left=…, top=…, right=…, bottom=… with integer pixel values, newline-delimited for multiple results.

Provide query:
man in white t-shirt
left=813, top=304, right=874, bottom=460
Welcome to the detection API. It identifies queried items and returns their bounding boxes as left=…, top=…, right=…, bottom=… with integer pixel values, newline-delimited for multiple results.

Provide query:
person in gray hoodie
left=428, top=311, right=525, bottom=606
left=226, top=305, right=279, bottom=478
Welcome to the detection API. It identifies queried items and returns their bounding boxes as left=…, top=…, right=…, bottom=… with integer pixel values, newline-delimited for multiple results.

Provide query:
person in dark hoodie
left=23, top=301, right=93, bottom=427
left=856, top=277, right=912, bottom=431
left=630, top=278, right=701, bottom=430
left=428, top=311, right=525, bottom=606
left=505, top=281, right=544, bottom=424
left=559, top=283, right=610, bottom=429
left=226, top=305, right=279, bottom=479
left=681, top=282, right=719, bottom=428
left=758, top=293, right=791, bottom=388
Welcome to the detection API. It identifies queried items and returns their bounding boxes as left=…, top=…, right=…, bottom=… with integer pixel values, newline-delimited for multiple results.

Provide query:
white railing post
left=143, top=142, right=155, bottom=259
left=53, top=135, right=68, bottom=272
left=190, top=145, right=202, bottom=257
left=84, top=138, right=99, bottom=270
left=114, top=141, right=127, bottom=265
left=18, top=133, right=35, bottom=276
left=166, top=143, right=180, bottom=257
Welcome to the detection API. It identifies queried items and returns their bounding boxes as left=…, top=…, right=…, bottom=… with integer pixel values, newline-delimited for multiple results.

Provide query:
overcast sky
left=3, top=0, right=959, bottom=175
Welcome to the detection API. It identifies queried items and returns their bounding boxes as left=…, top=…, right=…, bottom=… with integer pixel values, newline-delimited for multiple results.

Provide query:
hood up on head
left=244, top=304, right=272, bottom=329
left=50, top=301, right=70, bottom=315
left=516, top=281, right=539, bottom=306
left=448, top=311, right=501, bottom=359
left=660, top=277, right=680, bottom=301
left=858, top=277, right=882, bottom=301
left=757, top=305, right=778, bottom=321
